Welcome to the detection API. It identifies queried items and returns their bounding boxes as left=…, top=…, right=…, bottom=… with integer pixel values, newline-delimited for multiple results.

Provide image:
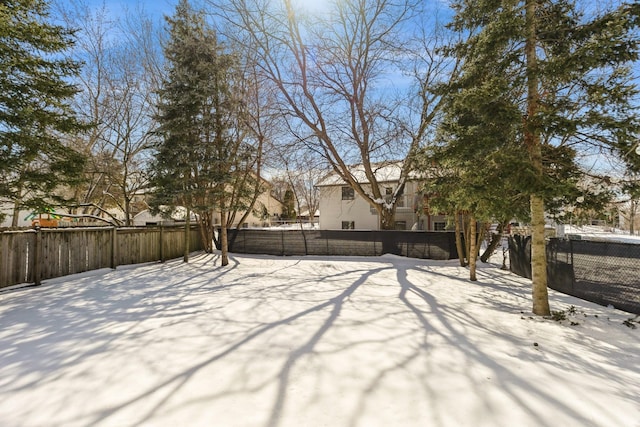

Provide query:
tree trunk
left=11, top=201, right=20, bottom=228
left=183, top=207, right=190, bottom=263
left=379, top=206, right=396, bottom=230
left=220, top=210, right=229, bottom=266
left=530, top=194, right=550, bottom=315
left=469, top=214, right=478, bottom=281
left=124, top=197, right=131, bottom=227
left=463, top=214, right=471, bottom=263
left=197, top=210, right=214, bottom=253
left=454, top=211, right=467, bottom=266
left=476, top=221, right=485, bottom=256
left=525, top=0, right=550, bottom=316
left=480, top=221, right=507, bottom=263
left=630, top=200, right=637, bottom=235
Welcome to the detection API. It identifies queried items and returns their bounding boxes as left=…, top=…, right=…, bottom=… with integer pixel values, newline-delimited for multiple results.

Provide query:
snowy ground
left=0, top=253, right=638, bottom=427
left=561, top=224, right=640, bottom=244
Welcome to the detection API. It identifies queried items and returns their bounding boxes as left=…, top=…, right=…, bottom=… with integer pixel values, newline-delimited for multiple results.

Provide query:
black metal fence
left=221, top=229, right=459, bottom=260
left=509, top=235, right=640, bottom=315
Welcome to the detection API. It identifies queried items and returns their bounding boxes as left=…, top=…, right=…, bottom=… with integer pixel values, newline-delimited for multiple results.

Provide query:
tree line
left=1, top=0, right=638, bottom=314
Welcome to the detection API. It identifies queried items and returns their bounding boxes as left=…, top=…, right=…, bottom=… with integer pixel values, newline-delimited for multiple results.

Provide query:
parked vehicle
left=27, top=211, right=61, bottom=228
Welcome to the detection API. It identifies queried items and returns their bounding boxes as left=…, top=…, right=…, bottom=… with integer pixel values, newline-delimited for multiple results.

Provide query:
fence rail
left=222, top=229, right=459, bottom=260
left=509, top=235, right=640, bottom=315
left=0, top=226, right=203, bottom=289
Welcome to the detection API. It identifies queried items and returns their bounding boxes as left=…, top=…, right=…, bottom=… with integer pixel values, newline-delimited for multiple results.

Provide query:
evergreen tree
left=150, top=0, right=247, bottom=266
left=441, top=0, right=639, bottom=314
left=282, top=188, right=296, bottom=221
left=423, top=48, right=527, bottom=277
left=0, top=0, right=86, bottom=225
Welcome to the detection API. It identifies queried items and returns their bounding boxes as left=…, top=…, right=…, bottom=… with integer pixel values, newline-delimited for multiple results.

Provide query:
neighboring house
left=316, top=163, right=448, bottom=231
left=217, top=188, right=284, bottom=228
left=0, top=203, right=31, bottom=228
left=133, top=183, right=284, bottom=228
left=297, top=208, right=320, bottom=224
left=132, top=207, right=195, bottom=226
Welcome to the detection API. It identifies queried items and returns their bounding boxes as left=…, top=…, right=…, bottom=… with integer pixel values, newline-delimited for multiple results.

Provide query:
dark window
left=341, top=221, right=355, bottom=229
left=433, top=221, right=446, bottom=231
left=342, top=186, right=354, bottom=200
left=395, top=221, right=406, bottom=230
left=384, top=187, right=393, bottom=204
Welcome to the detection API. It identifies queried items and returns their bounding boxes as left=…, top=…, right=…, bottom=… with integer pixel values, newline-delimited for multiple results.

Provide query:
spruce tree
left=442, top=0, right=639, bottom=315
left=282, top=188, right=296, bottom=221
left=0, top=0, right=86, bottom=225
left=150, top=0, right=245, bottom=266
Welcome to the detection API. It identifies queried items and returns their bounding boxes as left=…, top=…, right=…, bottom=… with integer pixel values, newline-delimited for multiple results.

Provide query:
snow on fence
left=222, top=229, right=459, bottom=260
left=509, top=235, right=640, bottom=315
left=0, top=226, right=203, bottom=289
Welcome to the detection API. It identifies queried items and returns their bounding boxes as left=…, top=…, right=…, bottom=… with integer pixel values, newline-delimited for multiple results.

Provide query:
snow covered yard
left=0, top=253, right=638, bottom=427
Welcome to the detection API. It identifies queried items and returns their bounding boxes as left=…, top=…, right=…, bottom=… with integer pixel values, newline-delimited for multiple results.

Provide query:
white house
left=315, top=163, right=448, bottom=231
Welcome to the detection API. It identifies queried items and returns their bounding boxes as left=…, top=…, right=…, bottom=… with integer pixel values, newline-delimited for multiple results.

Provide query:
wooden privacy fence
left=0, top=226, right=203, bottom=289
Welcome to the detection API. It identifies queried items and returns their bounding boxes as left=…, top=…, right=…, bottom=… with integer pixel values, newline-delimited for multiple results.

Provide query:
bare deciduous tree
left=56, top=1, right=163, bottom=225
left=217, top=0, right=454, bottom=229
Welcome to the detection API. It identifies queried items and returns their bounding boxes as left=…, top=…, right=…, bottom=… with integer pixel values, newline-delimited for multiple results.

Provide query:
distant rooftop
left=316, top=161, right=424, bottom=187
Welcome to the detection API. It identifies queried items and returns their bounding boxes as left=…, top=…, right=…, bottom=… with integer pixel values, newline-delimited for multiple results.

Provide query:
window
left=433, top=221, right=446, bottom=231
left=342, top=221, right=355, bottom=230
left=394, top=221, right=406, bottom=230
left=384, top=187, right=393, bottom=204
left=384, top=187, right=406, bottom=207
left=341, top=186, right=354, bottom=200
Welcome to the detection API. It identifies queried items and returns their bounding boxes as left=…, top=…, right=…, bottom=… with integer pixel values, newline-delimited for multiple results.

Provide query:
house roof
left=315, top=161, right=423, bottom=187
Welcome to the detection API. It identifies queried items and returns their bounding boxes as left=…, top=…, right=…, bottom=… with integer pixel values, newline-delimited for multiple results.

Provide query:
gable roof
left=315, top=161, right=423, bottom=187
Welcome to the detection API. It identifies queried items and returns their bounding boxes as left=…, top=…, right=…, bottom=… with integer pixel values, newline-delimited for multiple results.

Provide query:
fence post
left=569, top=239, right=575, bottom=291
left=160, top=224, right=165, bottom=263
left=326, top=232, right=329, bottom=255
left=33, top=227, right=41, bottom=286
left=111, top=227, right=118, bottom=269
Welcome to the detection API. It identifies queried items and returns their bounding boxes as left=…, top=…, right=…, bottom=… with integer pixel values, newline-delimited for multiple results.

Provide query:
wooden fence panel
left=117, top=229, right=139, bottom=266
left=0, top=233, right=8, bottom=286
left=0, top=231, right=34, bottom=287
left=164, top=228, right=180, bottom=259
left=1, top=225, right=203, bottom=289
left=143, top=229, right=160, bottom=263
left=41, top=231, right=55, bottom=280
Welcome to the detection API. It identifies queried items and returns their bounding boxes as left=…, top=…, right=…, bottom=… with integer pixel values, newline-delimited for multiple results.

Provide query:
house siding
left=319, top=186, right=379, bottom=230
left=318, top=181, right=436, bottom=231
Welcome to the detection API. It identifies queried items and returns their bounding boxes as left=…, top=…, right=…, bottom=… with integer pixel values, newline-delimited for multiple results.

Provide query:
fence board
left=0, top=232, right=34, bottom=287
left=1, top=225, right=203, bottom=289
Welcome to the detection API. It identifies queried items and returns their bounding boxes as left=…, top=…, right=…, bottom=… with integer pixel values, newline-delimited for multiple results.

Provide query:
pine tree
left=0, top=0, right=86, bottom=225
left=150, top=0, right=246, bottom=266
left=282, top=188, right=296, bottom=221
left=441, top=0, right=639, bottom=315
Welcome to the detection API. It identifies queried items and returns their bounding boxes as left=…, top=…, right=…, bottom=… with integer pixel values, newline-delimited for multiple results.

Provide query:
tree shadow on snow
left=0, top=253, right=635, bottom=427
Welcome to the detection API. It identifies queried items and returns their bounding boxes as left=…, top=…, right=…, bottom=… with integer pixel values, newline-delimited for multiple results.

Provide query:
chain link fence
left=509, top=235, right=640, bottom=315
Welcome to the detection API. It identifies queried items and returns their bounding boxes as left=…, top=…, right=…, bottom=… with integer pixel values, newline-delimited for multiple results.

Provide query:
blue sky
left=57, top=0, right=179, bottom=19
left=56, top=0, right=342, bottom=20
